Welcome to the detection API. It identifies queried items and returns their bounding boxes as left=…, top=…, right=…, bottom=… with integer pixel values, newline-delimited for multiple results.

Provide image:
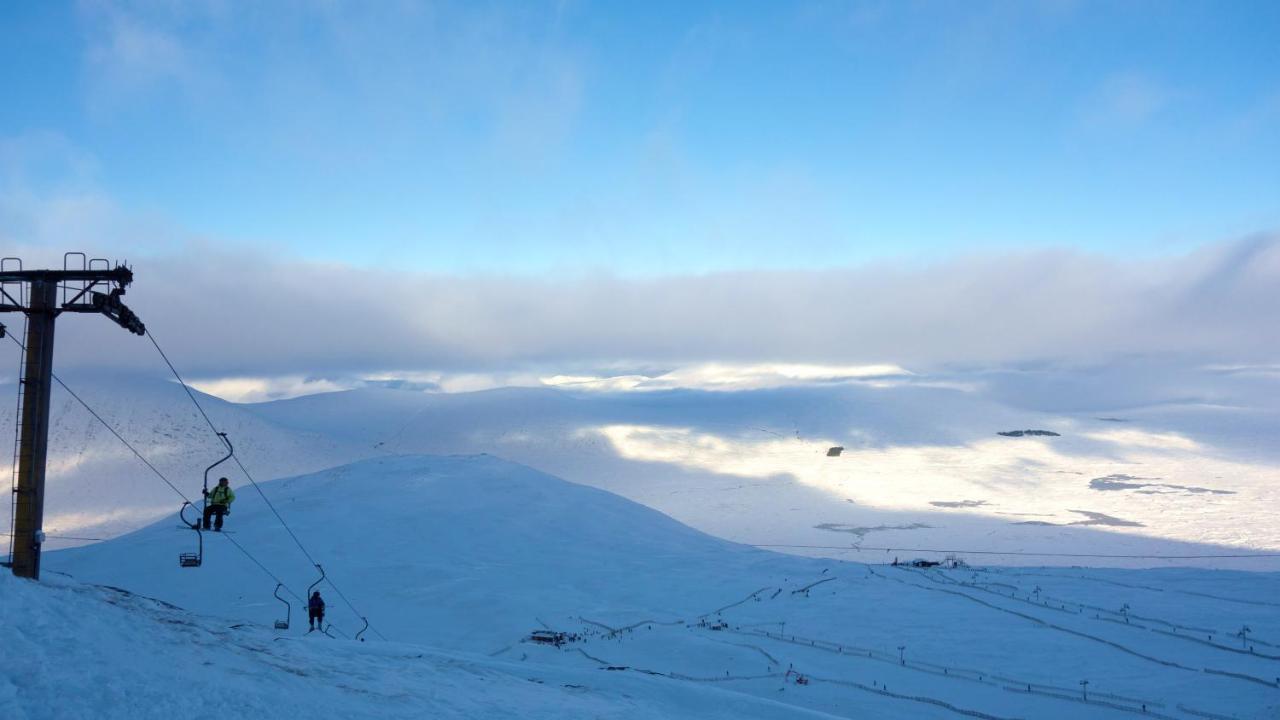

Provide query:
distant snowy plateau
left=1, top=364, right=1278, bottom=718
left=3, top=364, right=1278, bottom=565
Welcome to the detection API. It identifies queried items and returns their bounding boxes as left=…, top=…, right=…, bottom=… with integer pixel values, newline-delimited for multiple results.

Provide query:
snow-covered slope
left=49, top=455, right=785, bottom=651
left=37, top=455, right=1280, bottom=720
left=0, top=373, right=375, bottom=547
left=0, top=572, right=832, bottom=720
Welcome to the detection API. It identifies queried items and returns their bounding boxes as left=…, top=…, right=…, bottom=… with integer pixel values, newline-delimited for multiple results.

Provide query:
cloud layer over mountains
left=11, top=234, right=1274, bottom=382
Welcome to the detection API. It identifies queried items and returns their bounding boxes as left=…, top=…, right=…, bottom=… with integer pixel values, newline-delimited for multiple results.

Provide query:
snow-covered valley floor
left=8, top=455, right=1276, bottom=719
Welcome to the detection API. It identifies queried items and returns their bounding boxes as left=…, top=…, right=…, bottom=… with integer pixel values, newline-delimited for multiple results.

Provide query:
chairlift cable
left=145, top=329, right=222, bottom=440
left=6, top=334, right=193, bottom=504
left=145, top=327, right=384, bottom=639
left=5, top=334, right=309, bottom=621
left=1, top=532, right=105, bottom=542
left=149, top=327, right=325, bottom=565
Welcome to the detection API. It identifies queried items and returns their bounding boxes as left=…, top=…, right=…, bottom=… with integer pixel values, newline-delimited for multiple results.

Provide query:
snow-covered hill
left=34, top=455, right=1280, bottom=720
left=0, top=373, right=375, bottom=548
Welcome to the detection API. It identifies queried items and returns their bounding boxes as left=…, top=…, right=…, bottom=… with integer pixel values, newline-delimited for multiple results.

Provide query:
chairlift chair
left=303, top=564, right=326, bottom=628
left=178, top=501, right=202, bottom=568
left=307, top=563, right=326, bottom=596
left=176, top=433, right=234, bottom=568
left=273, top=583, right=291, bottom=630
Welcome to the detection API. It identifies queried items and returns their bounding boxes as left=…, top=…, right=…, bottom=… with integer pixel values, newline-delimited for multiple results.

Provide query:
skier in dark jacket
left=308, top=591, right=326, bottom=631
left=201, top=477, right=236, bottom=531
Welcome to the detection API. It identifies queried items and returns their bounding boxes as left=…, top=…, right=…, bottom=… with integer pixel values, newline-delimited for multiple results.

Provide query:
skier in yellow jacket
left=202, top=477, right=236, bottom=531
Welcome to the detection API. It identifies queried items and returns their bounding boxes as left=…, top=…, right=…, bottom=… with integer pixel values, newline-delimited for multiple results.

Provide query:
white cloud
left=541, top=363, right=911, bottom=393
left=185, top=375, right=358, bottom=403
left=640, top=362, right=910, bottom=389
left=186, top=363, right=932, bottom=400
left=0, top=233, right=1272, bottom=382
left=2, top=130, right=1277, bottom=381
left=0, top=132, right=181, bottom=254
left=1082, top=428, right=1200, bottom=451
left=79, top=1, right=206, bottom=112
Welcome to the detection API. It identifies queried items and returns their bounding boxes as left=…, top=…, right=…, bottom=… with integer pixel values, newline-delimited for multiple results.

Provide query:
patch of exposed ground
left=1015, top=509, right=1144, bottom=528
left=814, top=522, right=933, bottom=538
left=929, top=500, right=988, bottom=509
left=998, top=429, right=1061, bottom=437
left=1089, top=474, right=1235, bottom=495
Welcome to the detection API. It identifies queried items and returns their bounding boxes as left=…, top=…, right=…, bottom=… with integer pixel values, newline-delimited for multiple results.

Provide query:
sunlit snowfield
left=2, top=360, right=1276, bottom=570
left=593, top=420, right=1278, bottom=554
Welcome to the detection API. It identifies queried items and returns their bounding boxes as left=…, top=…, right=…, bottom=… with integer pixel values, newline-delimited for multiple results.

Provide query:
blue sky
left=1, top=2, right=1279, bottom=384
left=2, top=1, right=1277, bottom=275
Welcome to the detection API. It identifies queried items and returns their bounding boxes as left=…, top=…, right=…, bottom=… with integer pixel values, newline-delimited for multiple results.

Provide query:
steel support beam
left=11, top=280, right=58, bottom=579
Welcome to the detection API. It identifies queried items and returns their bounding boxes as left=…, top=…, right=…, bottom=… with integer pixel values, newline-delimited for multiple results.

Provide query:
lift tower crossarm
left=0, top=267, right=134, bottom=283
left=0, top=261, right=145, bottom=579
left=0, top=266, right=143, bottom=335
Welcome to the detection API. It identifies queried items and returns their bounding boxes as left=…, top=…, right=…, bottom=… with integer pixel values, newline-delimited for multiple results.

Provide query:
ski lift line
left=5, top=334, right=195, bottom=505
left=145, top=328, right=385, bottom=641
left=307, top=563, right=389, bottom=641
left=1, top=532, right=104, bottom=542
left=52, top=373, right=196, bottom=503
left=224, top=451, right=389, bottom=639
left=751, top=543, right=1280, bottom=560
left=145, top=329, right=222, bottom=441
left=149, top=327, right=321, bottom=563
left=218, top=532, right=301, bottom=603
left=5, top=336, right=313, bottom=630
left=221, top=534, right=346, bottom=638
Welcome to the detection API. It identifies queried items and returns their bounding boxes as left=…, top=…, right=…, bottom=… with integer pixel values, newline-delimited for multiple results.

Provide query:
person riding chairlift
left=202, top=477, right=236, bottom=531
left=308, top=591, right=326, bottom=632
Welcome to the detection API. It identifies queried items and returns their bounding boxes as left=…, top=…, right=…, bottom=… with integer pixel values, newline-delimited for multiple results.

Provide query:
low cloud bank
left=4, top=234, right=1277, bottom=382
